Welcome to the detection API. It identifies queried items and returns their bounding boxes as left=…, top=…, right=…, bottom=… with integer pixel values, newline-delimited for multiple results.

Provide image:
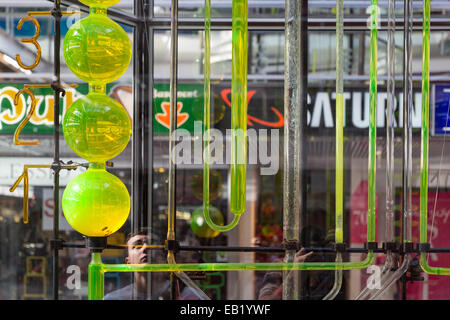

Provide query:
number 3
left=16, top=15, right=41, bottom=70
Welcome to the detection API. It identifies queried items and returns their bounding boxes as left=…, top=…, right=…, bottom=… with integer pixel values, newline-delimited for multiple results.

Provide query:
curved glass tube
left=324, top=0, right=345, bottom=300
left=323, top=253, right=343, bottom=300
left=418, top=0, right=450, bottom=276
left=203, top=0, right=246, bottom=231
left=167, top=252, right=210, bottom=300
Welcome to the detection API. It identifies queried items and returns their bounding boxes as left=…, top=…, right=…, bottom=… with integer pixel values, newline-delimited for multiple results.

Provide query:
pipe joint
left=382, top=241, right=399, bottom=252
left=51, top=7, right=62, bottom=21
left=51, top=81, right=65, bottom=96
left=86, top=236, right=107, bottom=252
left=165, top=239, right=179, bottom=253
left=417, top=243, right=431, bottom=253
left=334, top=242, right=347, bottom=253
left=50, top=239, right=64, bottom=251
left=281, top=240, right=301, bottom=251
left=401, top=242, right=415, bottom=254
left=364, top=242, right=378, bottom=251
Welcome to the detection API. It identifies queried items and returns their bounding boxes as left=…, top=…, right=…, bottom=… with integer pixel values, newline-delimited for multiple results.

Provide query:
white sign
left=42, top=188, right=73, bottom=231
left=0, top=157, right=86, bottom=188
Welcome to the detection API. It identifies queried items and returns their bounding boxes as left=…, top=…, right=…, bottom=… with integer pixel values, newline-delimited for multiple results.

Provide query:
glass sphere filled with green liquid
left=62, top=164, right=130, bottom=237
left=63, top=8, right=131, bottom=84
left=63, top=92, right=131, bottom=163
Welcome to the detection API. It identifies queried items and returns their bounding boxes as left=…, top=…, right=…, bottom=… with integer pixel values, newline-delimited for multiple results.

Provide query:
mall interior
left=0, top=0, right=450, bottom=300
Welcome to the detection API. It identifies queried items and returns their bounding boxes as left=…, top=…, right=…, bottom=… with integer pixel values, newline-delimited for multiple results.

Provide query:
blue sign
left=433, top=84, right=450, bottom=136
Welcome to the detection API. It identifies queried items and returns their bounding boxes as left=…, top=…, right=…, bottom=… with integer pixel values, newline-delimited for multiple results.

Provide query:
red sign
left=350, top=180, right=379, bottom=244
left=407, top=191, right=450, bottom=300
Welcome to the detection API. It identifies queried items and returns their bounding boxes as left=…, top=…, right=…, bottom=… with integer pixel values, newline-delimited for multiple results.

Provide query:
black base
left=86, top=236, right=107, bottom=252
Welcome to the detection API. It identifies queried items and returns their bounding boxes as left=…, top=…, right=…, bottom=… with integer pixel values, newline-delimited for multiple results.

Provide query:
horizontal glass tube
left=100, top=252, right=374, bottom=273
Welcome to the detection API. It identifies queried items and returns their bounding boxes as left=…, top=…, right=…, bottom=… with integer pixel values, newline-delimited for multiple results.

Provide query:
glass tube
left=367, top=0, right=378, bottom=243
left=230, top=0, right=248, bottom=216
left=356, top=0, right=397, bottom=301
left=403, top=0, right=413, bottom=245
left=418, top=0, right=450, bottom=276
left=385, top=0, right=396, bottom=246
left=203, top=0, right=245, bottom=231
left=324, top=0, right=345, bottom=301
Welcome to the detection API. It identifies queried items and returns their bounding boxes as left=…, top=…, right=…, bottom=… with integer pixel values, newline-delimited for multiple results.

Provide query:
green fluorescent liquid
left=419, top=0, right=450, bottom=275
left=367, top=0, right=378, bottom=243
left=230, top=0, right=248, bottom=216
left=203, top=0, right=246, bottom=231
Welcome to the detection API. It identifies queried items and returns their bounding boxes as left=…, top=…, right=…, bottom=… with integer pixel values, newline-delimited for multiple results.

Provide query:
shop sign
left=432, top=84, right=450, bottom=136
left=0, top=83, right=438, bottom=136
left=0, top=157, right=85, bottom=187
left=349, top=180, right=379, bottom=244
left=407, top=191, right=450, bottom=300
left=42, top=188, right=72, bottom=231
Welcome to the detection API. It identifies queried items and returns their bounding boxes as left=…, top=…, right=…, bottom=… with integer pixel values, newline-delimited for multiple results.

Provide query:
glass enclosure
left=0, top=0, right=450, bottom=300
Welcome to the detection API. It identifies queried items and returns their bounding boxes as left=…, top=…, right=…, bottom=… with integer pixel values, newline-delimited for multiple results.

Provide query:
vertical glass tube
left=203, top=0, right=241, bottom=231
left=230, top=0, right=248, bottom=215
left=324, top=0, right=345, bottom=301
left=367, top=0, right=378, bottom=243
left=402, top=0, right=413, bottom=245
left=385, top=0, right=396, bottom=245
left=420, top=0, right=430, bottom=246
left=167, top=0, right=178, bottom=242
left=203, top=0, right=211, bottom=228
left=88, top=252, right=104, bottom=300
left=356, top=1, right=396, bottom=300
left=417, top=0, right=449, bottom=275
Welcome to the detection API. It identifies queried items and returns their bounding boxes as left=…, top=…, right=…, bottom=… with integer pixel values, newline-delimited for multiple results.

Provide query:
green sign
left=152, top=83, right=204, bottom=134
left=0, top=83, right=204, bottom=135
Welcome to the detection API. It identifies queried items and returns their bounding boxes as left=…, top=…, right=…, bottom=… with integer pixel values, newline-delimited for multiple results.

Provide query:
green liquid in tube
left=230, top=0, right=248, bottom=216
left=203, top=0, right=247, bottom=231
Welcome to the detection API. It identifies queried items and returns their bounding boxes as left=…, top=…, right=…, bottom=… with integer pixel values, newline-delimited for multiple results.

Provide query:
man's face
left=125, top=234, right=150, bottom=264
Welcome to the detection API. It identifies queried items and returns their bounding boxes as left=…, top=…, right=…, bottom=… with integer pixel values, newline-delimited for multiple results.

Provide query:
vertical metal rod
left=283, top=0, right=302, bottom=300
left=168, top=0, right=178, bottom=300
left=52, top=0, right=62, bottom=300
left=299, top=0, right=308, bottom=300
left=132, top=0, right=152, bottom=231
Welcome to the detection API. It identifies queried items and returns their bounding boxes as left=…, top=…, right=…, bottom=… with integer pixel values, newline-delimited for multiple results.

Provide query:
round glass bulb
left=79, top=0, right=120, bottom=7
left=190, top=206, right=224, bottom=238
left=62, top=166, right=130, bottom=237
left=63, top=92, right=131, bottom=163
left=63, top=12, right=131, bottom=84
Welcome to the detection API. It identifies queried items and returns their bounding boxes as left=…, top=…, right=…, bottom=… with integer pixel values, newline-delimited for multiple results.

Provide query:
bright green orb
left=62, top=167, right=130, bottom=237
left=79, top=0, right=120, bottom=7
left=63, top=93, right=131, bottom=163
left=190, top=206, right=224, bottom=238
left=63, top=13, right=131, bottom=84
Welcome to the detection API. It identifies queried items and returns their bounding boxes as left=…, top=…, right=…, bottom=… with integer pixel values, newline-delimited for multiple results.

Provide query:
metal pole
left=283, top=0, right=307, bottom=300
left=168, top=0, right=178, bottom=300
left=51, top=0, right=62, bottom=300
